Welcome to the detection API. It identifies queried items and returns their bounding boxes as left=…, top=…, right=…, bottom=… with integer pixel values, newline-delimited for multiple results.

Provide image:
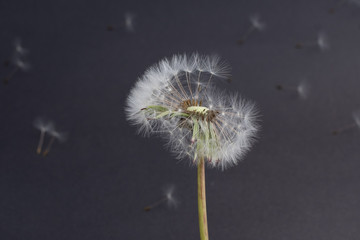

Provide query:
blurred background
left=1, top=0, right=360, bottom=239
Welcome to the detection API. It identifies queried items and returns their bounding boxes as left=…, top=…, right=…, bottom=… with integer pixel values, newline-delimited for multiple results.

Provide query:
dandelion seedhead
left=144, top=185, right=178, bottom=211
left=295, top=32, right=330, bottom=51
left=276, top=80, right=310, bottom=100
left=332, top=110, right=360, bottom=135
left=3, top=38, right=30, bottom=85
left=237, top=14, right=266, bottom=45
left=126, top=53, right=258, bottom=169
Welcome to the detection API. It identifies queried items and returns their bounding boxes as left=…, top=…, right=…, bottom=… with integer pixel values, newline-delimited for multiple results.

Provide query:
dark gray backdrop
left=1, top=0, right=360, bottom=239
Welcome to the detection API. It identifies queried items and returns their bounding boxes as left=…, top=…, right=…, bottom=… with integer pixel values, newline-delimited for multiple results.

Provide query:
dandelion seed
left=125, top=53, right=259, bottom=240
left=33, top=117, right=54, bottom=154
left=237, top=14, right=266, bottom=45
left=42, top=128, right=67, bottom=156
left=106, top=13, right=136, bottom=33
left=3, top=39, right=30, bottom=85
left=124, top=12, right=136, bottom=32
left=144, top=185, right=178, bottom=211
left=276, top=80, right=310, bottom=100
left=332, top=110, right=360, bottom=135
left=14, top=39, right=28, bottom=55
left=295, top=32, right=330, bottom=51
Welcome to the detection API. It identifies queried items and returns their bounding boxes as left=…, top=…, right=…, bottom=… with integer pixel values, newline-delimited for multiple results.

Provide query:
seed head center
left=187, top=106, right=209, bottom=115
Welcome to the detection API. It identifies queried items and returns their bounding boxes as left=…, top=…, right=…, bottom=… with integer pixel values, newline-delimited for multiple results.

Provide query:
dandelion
left=125, top=53, right=259, bottom=240
left=3, top=39, right=30, bottom=85
left=332, top=110, right=360, bottom=135
left=144, top=185, right=178, bottom=211
left=42, top=128, right=67, bottom=156
left=237, top=14, right=266, bottom=45
left=33, top=117, right=54, bottom=154
left=276, top=80, right=310, bottom=100
left=295, top=32, right=330, bottom=51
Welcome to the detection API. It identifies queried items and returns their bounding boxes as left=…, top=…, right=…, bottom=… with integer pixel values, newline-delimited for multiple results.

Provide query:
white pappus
left=125, top=53, right=259, bottom=169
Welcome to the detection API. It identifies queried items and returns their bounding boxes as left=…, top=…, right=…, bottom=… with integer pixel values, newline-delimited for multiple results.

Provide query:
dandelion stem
left=36, top=130, right=45, bottom=154
left=198, top=157, right=209, bottom=240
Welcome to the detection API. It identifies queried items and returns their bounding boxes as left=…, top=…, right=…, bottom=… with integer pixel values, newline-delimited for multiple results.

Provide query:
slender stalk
left=36, top=130, right=45, bottom=154
left=237, top=26, right=255, bottom=45
left=144, top=197, right=167, bottom=211
left=332, top=123, right=357, bottom=135
left=43, top=136, right=55, bottom=156
left=198, top=157, right=209, bottom=240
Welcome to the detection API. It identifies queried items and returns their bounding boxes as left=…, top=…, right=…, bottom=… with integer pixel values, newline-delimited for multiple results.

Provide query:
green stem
left=198, top=157, right=209, bottom=240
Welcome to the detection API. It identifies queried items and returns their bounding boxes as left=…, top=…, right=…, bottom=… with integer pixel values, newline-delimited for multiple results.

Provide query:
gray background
left=1, top=0, right=360, bottom=239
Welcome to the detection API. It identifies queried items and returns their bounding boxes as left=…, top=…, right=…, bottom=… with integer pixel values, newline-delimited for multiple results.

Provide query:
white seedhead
left=144, top=185, right=178, bottom=211
left=332, top=110, right=360, bottom=135
left=126, top=53, right=258, bottom=169
left=33, top=117, right=54, bottom=154
left=43, top=128, right=67, bottom=156
left=237, top=14, right=266, bottom=45
left=295, top=32, right=330, bottom=51
left=3, top=38, right=31, bottom=85
left=276, top=80, right=311, bottom=100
